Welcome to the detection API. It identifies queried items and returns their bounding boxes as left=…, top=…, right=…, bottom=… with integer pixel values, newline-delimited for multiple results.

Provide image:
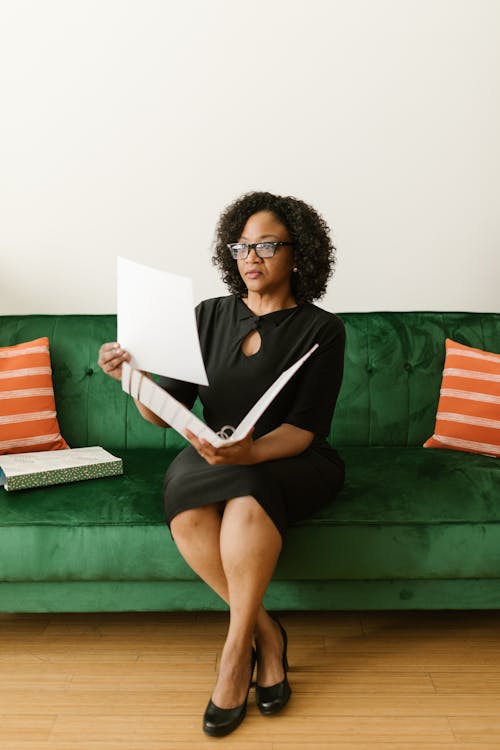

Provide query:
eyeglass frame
left=227, top=241, right=294, bottom=259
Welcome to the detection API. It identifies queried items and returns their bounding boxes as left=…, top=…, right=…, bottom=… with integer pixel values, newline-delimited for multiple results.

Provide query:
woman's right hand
left=98, top=342, right=131, bottom=381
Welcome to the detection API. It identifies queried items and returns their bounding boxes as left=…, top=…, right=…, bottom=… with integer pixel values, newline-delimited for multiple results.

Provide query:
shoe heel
left=256, top=616, right=291, bottom=716
left=272, top=616, right=289, bottom=672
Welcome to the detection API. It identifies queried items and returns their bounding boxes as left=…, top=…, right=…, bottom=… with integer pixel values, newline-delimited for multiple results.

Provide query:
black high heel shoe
left=255, top=617, right=291, bottom=715
left=203, top=648, right=257, bottom=737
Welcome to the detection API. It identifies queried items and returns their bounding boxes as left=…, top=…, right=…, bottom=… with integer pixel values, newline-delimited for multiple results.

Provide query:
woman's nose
left=246, top=247, right=262, bottom=262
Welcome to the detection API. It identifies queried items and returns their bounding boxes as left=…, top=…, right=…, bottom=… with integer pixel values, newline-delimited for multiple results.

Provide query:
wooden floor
left=1, top=610, right=500, bottom=749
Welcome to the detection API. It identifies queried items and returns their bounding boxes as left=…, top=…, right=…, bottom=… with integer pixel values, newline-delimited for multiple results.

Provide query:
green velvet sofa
left=1, top=312, right=499, bottom=613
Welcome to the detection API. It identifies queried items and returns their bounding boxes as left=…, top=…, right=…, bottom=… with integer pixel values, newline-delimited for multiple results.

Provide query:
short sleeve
left=283, top=316, right=345, bottom=437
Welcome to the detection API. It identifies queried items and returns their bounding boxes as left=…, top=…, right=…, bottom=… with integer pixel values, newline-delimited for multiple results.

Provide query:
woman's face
left=236, top=211, right=295, bottom=300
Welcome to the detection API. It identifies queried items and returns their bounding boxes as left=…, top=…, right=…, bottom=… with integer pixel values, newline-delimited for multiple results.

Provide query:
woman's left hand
left=185, top=428, right=256, bottom=466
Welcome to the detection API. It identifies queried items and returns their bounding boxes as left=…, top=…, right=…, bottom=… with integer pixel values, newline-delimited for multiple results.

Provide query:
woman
left=98, top=191, right=345, bottom=737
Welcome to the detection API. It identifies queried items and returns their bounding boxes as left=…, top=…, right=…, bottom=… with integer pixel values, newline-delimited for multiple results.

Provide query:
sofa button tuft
left=366, top=365, right=374, bottom=374
left=86, top=368, right=94, bottom=376
left=404, top=363, right=412, bottom=371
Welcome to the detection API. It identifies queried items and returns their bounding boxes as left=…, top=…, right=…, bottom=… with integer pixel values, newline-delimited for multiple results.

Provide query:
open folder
left=121, top=344, right=318, bottom=448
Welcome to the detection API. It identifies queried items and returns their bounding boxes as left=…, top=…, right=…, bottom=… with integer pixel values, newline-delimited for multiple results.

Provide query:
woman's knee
left=224, top=495, right=276, bottom=531
left=170, top=504, right=221, bottom=538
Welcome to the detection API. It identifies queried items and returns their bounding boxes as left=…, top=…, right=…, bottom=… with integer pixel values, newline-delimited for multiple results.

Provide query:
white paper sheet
left=122, top=344, right=318, bottom=448
left=117, top=257, right=208, bottom=385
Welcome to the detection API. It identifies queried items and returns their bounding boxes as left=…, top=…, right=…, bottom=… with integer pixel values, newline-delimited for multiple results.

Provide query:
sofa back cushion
left=330, top=312, right=500, bottom=447
left=1, top=312, right=499, bottom=449
left=0, top=315, right=189, bottom=453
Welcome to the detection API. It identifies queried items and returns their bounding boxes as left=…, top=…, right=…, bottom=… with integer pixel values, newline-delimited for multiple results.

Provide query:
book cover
left=0, top=446, right=123, bottom=492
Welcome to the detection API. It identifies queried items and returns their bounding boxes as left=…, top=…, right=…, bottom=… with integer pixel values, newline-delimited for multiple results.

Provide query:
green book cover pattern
left=4, top=459, right=123, bottom=492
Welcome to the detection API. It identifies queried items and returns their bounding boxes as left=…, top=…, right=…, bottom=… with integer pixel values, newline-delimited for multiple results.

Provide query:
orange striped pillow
left=0, top=337, right=68, bottom=455
left=424, top=338, right=500, bottom=457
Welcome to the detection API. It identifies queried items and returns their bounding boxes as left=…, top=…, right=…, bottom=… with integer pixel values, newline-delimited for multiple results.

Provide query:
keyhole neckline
left=240, top=329, right=262, bottom=358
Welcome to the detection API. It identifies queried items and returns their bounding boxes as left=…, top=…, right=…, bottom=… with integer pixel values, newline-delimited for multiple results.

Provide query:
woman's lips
left=245, top=270, right=262, bottom=279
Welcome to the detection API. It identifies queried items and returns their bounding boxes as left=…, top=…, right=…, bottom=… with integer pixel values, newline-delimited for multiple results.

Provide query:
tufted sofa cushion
left=1, top=312, right=499, bottom=451
left=330, top=312, right=500, bottom=447
left=0, top=445, right=498, bottom=585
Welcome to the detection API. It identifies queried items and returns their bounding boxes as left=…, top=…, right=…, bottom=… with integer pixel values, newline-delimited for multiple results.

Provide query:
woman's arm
left=185, top=422, right=314, bottom=466
left=133, top=393, right=169, bottom=428
left=98, top=342, right=170, bottom=428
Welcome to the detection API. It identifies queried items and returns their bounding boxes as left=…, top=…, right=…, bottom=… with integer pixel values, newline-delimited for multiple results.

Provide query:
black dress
left=158, top=295, right=345, bottom=539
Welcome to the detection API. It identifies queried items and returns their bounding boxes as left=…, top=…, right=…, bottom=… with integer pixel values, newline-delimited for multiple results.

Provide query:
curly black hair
left=212, top=191, right=336, bottom=305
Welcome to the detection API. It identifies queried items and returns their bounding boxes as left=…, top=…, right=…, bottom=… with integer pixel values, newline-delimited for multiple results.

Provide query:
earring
left=292, top=267, right=298, bottom=273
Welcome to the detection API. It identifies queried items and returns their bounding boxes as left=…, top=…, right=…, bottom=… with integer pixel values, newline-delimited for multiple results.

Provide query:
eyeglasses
left=227, top=242, right=293, bottom=259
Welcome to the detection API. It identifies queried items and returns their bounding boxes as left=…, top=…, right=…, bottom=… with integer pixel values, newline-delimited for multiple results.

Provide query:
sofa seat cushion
left=0, top=447, right=498, bottom=583
left=0, top=449, right=191, bottom=583
left=313, top=446, right=499, bottom=524
left=280, top=446, right=500, bottom=580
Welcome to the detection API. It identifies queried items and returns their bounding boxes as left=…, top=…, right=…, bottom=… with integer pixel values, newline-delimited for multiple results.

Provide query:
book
left=0, top=446, right=123, bottom=492
left=121, top=343, right=319, bottom=447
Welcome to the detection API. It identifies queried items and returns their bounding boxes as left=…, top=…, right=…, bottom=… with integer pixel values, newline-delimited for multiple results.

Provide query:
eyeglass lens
left=228, top=242, right=287, bottom=259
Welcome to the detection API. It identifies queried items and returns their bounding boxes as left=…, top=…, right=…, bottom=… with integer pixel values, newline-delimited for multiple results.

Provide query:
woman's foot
left=255, top=616, right=291, bottom=715
left=203, top=643, right=256, bottom=737
left=254, top=615, right=286, bottom=687
left=211, top=639, right=255, bottom=709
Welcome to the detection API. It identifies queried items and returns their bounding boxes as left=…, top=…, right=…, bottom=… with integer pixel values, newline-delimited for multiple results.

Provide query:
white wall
left=1, top=0, right=499, bottom=315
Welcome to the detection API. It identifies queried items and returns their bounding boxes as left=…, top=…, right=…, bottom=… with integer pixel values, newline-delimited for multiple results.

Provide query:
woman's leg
left=170, top=501, right=288, bottom=698
left=170, top=504, right=228, bottom=601
left=211, top=495, right=282, bottom=708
